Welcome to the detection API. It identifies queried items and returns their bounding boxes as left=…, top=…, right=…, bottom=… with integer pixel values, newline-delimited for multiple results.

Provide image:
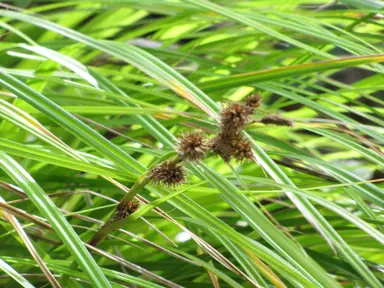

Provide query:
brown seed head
left=211, top=134, right=252, bottom=162
left=231, top=136, right=253, bottom=161
left=220, top=103, right=253, bottom=135
left=177, top=131, right=210, bottom=161
left=261, top=115, right=293, bottom=127
left=150, top=161, right=185, bottom=186
left=211, top=134, right=233, bottom=162
left=245, top=93, right=261, bottom=108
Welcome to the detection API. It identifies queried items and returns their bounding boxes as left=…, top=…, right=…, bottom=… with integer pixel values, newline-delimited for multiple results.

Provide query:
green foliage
left=0, top=1, right=383, bottom=287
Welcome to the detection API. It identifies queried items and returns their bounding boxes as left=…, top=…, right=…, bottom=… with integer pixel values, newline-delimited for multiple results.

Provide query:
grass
left=0, top=1, right=383, bottom=287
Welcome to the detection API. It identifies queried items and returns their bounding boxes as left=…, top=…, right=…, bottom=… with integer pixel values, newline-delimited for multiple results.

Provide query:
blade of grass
left=0, top=259, right=35, bottom=288
left=0, top=138, right=134, bottom=180
left=181, top=0, right=333, bottom=59
left=200, top=54, right=384, bottom=92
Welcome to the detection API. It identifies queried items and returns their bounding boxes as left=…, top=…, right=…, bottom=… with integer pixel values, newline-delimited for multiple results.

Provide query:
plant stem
left=89, top=173, right=151, bottom=247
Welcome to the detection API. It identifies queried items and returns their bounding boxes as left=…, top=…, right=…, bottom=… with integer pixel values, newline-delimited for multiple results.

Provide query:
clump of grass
left=2, top=2, right=384, bottom=287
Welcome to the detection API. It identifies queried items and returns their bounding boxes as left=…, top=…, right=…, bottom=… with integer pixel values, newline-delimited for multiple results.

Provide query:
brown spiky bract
left=245, top=93, right=261, bottom=108
left=261, top=115, right=293, bottom=127
left=150, top=161, right=185, bottom=186
left=177, top=131, right=210, bottom=161
left=220, top=103, right=253, bottom=136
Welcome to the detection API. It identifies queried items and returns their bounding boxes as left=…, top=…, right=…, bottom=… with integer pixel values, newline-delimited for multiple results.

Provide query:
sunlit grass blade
left=0, top=138, right=134, bottom=180
left=200, top=55, right=384, bottom=92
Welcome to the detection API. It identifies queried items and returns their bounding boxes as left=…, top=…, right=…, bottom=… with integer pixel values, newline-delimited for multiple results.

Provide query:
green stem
left=61, top=173, right=151, bottom=283
left=89, top=173, right=151, bottom=247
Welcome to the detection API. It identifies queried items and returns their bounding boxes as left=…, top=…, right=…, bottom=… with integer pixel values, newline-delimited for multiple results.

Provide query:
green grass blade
left=0, top=72, right=145, bottom=174
left=200, top=55, right=384, bottom=92
left=0, top=259, right=36, bottom=288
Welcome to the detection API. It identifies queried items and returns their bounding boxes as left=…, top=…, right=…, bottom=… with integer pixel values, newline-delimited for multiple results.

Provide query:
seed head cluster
left=177, top=131, right=210, bottom=162
left=212, top=94, right=259, bottom=162
left=150, top=161, right=185, bottom=186
left=231, top=136, right=253, bottom=161
left=125, top=200, right=139, bottom=214
left=261, top=115, right=293, bottom=127
left=148, top=94, right=261, bottom=186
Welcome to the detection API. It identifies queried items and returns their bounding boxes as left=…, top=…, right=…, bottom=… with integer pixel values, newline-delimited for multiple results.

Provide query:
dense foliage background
left=0, top=0, right=383, bottom=287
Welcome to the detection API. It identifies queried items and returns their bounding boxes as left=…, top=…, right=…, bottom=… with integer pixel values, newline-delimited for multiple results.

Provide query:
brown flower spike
left=211, top=134, right=233, bottom=162
left=261, top=115, right=293, bottom=127
left=150, top=161, right=185, bottom=186
left=177, top=131, right=210, bottom=162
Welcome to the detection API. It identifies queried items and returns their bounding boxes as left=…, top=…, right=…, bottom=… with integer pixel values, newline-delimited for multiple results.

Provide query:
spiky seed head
left=150, top=161, right=185, bottom=186
left=220, top=103, right=253, bottom=135
left=261, top=115, right=293, bottom=127
left=177, top=131, right=210, bottom=161
left=245, top=93, right=261, bottom=108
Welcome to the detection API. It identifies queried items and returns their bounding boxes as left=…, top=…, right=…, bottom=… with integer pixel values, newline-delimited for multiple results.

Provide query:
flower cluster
left=149, top=93, right=262, bottom=186
left=212, top=94, right=259, bottom=162
left=220, top=103, right=254, bottom=135
left=245, top=93, right=261, bottom=108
